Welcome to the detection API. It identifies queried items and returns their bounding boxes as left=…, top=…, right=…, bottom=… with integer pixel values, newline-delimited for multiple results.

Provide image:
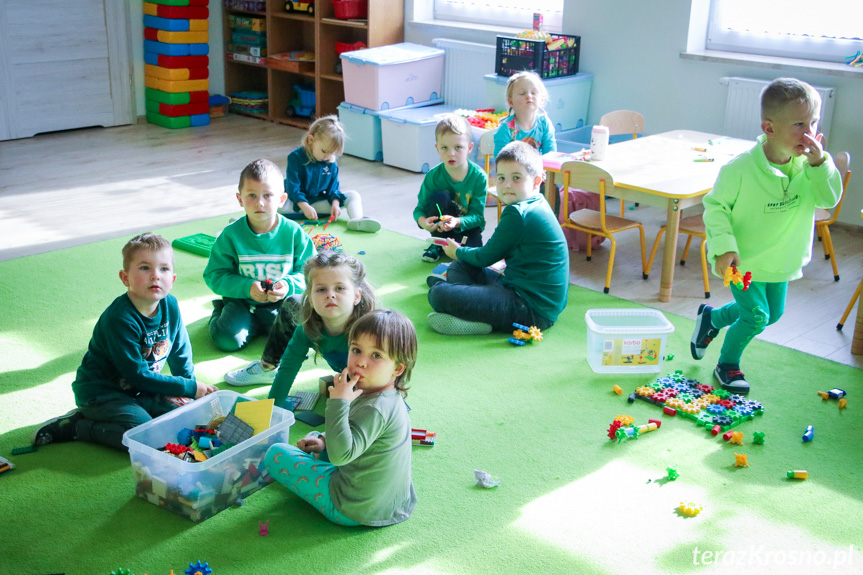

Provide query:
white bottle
left=590, top=125, right=610, bottom=161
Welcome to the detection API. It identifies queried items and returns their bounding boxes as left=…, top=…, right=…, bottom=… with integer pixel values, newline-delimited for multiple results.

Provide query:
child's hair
left=302, top=115, right=346, bottom=162
left=238, top=159, right=283, bottom=191
left=122, top=233, right=172, bottom=270
left=298, top=251, right=377, bottom=347
left=506, top=71, right=549, bottom=113
left=761, top=78, right=821, bottom=120
left=496, top=141, right=544, bottom=180
left=434, top=113, right=473, bottom=141
left=348, top=309, right=417, bottom=395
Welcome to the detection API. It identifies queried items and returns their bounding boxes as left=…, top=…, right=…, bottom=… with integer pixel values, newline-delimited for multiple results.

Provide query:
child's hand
left=802, top=133, right=825, bottom=167
left=442, top=238, right=460, bottom=260
left=329, top=368, right=363, bottom=402
left=329, top=201, right=341, bottom=221
left=195, top=381, right=219, bottom=399
left=299, top=202, right=318, bottom=221
left=297, top=436, right=326, bottom=454
left=714, top=251, right=740, bottom=278
left=419, top=216, right=439, bottom=232
left=438, top=216, right=459, bottom=232
left=267, top=280, right=288, bottom=302
left=250, top=281, right=269, bottom=303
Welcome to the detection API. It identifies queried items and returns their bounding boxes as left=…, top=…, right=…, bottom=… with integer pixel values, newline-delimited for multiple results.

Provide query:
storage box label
left=601, top=337, right=662, bottom=366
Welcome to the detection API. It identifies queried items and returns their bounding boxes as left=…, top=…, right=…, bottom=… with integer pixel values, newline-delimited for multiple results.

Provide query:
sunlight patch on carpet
left=376, top=283, right=410, bottom=297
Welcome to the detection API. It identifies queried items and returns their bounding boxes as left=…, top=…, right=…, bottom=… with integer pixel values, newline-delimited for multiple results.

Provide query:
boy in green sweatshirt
left=205, top=159, right=315, bottom=353
left=691, top=78, right=843, bottom=394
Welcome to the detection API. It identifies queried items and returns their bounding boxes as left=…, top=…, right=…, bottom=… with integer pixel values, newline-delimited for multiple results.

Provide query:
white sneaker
left=347, top=217, right=381, bottom=233
left=224, top=360, right=276, bottom=386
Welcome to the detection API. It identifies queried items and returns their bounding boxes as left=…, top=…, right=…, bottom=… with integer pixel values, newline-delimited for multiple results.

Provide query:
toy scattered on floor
left=311, top=233, right=343, bottom=252
left=0, top=456, right=14, bottom=475
left=787, top=470, right=808, bottom=480
left=752, top=431, right=765, bottom=444
left=845, top=51, right=863, bottom=67
left=802, top=425, right=815, bottom=442
left=411, top=428, right=436, bottom=446
left=186, top=560, right=212, bottom=575
left=474, top=469, right=501, bottom=488
left=607, top=417, right=661, bottom=443
left=839, top=398, right=847, bottom=409
left=678, top=501, right=702, bottom=517
left=666, top=465, right=679, bottom=481
left=172, top=233, right=216, bottom=257
left=259, top=520, right=269, bottom=535
left=729, top=431, right=744, bottom=445
left=665, top=353, right=674, bottom=361
left=11, top=445, right=36, bottom=455
left=509, top=322, right=543, bottom=346
left=734, top=453, right=749, bottom=467
left=723, top=264, right=751, bottom=291
left=818, top=388, right=846, bottom=400
left=630, top=370, right=764, bottom=436
left=612, top=384, right=623, bottom=395
left=111, top=568, right=134, bottom=575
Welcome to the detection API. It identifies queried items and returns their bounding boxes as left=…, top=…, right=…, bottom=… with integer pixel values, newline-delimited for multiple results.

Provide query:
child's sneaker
left=427, top=312, right=492, bottom=335
left=691, top=303, right=720, bottom=360
left=714, top=363, right=750, bottom=395
left=33, top=409, right=83, bottom=446
left=224, top=360, right=276, bottom=386
left=426, top=262, right=450, bottom=287
left=422, top=244, right=444, bottom=263
left=347, top=217, right=381, bottom=233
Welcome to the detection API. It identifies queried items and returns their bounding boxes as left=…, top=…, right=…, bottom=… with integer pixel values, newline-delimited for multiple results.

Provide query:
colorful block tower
left=143, top=0, right=211, bottom=129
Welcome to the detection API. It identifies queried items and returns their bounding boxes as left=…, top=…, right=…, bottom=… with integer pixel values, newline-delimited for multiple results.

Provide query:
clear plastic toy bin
left=122, top=390, right=294, bottom=522
left=584, top=309, right=675, bottom=374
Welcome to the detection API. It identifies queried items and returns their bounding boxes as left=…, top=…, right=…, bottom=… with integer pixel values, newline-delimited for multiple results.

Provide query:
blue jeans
left=77, top=392, right=183, bottom=450
left=711, top=281, right=787, bottom=365
left=209, top=297, right=282, bottom=352
left=424, top=190, right=483, bottom=247
left=264, top=444, right=361, bottom=526
left=427, top=261, right=553, bottom=332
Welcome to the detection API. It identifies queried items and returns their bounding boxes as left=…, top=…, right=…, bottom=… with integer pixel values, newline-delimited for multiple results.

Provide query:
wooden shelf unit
left=223, top=0, right=404, bottom=127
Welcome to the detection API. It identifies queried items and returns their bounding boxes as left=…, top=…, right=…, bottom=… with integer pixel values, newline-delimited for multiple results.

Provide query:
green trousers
left=710, top=281, right=787, bottom=365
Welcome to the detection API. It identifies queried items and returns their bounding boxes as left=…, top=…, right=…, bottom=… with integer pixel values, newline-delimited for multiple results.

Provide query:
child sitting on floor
left=280, top=115, right=381, bottom=233
left=413, top=114, right=488, bottom=262
left=427, top=141, right=569, bottom=335
left=33, top=233, right=218, bottom=450
left=265, top=309, right=417, bottom=527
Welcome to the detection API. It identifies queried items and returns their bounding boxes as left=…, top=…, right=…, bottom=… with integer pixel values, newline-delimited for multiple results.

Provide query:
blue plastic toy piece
left=802, top=425, right=814, bottom=442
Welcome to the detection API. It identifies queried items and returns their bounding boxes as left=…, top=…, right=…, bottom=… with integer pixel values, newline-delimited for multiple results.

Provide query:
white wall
left=128, top=0, right=226, bottom=116
left=405, top=0, right=862, bottom=227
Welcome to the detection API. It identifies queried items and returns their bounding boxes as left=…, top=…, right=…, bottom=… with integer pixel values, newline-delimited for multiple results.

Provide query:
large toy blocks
left=143, top=0, right=211, bottom=129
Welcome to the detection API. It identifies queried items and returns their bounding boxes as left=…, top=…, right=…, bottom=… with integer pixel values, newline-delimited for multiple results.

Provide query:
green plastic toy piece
left=752, top=431, right=766, bottom=444
left=172, top=233, right=216, bottom=257
left=666, top=466, right=680, bottom=481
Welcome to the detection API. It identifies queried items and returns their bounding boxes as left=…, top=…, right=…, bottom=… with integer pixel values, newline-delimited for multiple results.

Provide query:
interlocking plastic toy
left=186, top=560, right=213, bottom=575
left=678, top=501, right=702, bottom=517
left=734, top=453, right=749, bottom=467
left=845, top=51, right=863, bottom=67
left=802, top=425, right=815, bottom=442
left=787, top=470, right=808, bottom=479
left=666, top=466, right=679, bottom=481
left=509, top=323, right=543, bottom=346
left=817, top=388, right=846, bottom=400
left=723, top=264, right=751, bottom=291
left=752, top=431, right=765, bottom=444
left=729, top=431, right=744, bottom=445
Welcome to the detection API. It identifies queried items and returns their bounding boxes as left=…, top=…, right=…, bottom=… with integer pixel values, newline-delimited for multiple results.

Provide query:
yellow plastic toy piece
left=839, top=398, right=847, bottom=409
left=635, top=386, right=654, bottom=397
left=730, top=431, right=744, bottom=445
left=614, top=414, right=634, bottom=426
left=734, top=453, right=749, bottom=467
left=679, top=501, right=702, bottom=517
left=702, top=394, right=720, bottom=404
left=612, top=384, right=623, bottom=395
left=528, top=326, right=543, bottom=342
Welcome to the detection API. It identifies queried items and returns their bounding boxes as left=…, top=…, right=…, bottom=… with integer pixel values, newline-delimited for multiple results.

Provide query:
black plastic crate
left=495, top=34, right=580, bottom=79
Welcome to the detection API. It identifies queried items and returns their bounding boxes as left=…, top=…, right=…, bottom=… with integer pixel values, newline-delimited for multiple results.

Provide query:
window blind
left=433, top=0, right=563, bottom=33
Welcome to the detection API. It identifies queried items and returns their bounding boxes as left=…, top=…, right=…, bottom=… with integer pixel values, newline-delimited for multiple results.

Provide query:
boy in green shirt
left=427, top=141, right=569, bottom=335
left=691, top=78, right=843, bottom=394
left=413, top=114, right=488, bottom=262
left=33, top=233, right=218, bottom=450
left=205, top=159, right=315, bottom=354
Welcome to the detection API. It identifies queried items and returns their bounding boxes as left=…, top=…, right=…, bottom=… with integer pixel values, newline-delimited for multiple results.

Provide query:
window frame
left=432, top=0, right=563, bottom=34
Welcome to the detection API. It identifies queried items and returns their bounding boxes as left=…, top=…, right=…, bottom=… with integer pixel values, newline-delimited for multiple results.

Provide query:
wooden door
left=0, top=0, right=134, bottom=140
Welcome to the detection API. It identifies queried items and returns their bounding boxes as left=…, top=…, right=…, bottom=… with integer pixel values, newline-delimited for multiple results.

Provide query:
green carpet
left=1, top=216, right=861, bottom=575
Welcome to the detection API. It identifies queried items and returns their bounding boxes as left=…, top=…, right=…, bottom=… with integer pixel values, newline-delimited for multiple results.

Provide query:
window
left=433, top=0, right=563, bottom=33
left=707, top=0, right=863, bottom=63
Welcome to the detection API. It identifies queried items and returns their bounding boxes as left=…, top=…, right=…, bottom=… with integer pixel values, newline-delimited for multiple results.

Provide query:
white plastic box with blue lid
left=338, top=98, right=443, bottom=162
left=341, top=42, right=445, bottom=112
left=121, top=390, right=294, bottom=522
left=584, top=309, right=675, bottom=374
left=484, top=72, right=593, bottom=133
left=378, top=105, right=484, bottom=173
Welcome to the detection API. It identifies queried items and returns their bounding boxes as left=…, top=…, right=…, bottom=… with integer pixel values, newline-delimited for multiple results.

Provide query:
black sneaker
left=33, top=409, right=83, bottom=446
left=714, top=363, right=750, bottom=395
left=691, top=303, right=720, bottom=360
left=422, top=244, right=444, bottom=263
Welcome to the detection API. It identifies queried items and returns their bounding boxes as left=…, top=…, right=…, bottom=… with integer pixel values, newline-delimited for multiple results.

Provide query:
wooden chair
left=478, top=130, right=502, bottom=222
left=560, top=161, right=648, bottom=294
left=599, top=110, right=645, bottom=217
left=646, top=215, right=711, bottom=298
left=815, top=151, right=851, bottom=281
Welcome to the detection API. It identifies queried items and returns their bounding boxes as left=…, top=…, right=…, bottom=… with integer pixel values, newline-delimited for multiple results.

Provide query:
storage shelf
left=271, top=12, right=314, bottom=23
left=320, top=73, right=344, bottom=83
left=321, top=18, right=368, bottom=29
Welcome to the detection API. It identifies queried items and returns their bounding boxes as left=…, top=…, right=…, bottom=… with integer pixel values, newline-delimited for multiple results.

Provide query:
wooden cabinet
left=223, top=0, right=403, bottom=128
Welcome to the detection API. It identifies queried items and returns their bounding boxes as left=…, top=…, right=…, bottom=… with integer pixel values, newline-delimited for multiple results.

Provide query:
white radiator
left=720, top=77, right=835, bottom=142
left=432, top=38, right=496, bottom=110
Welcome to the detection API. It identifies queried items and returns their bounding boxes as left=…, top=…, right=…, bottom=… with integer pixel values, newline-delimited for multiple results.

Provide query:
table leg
left=659, top=199, right=681, bottom=302
left=852, top=285, right=863, bottom=356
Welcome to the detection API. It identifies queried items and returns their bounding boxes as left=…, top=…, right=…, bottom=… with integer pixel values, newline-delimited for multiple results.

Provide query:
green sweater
left=412, top=161, right=488, bottom=233
left=703, top=135, right=843, bottom=282
left=204, top=216, right=315, bottom=305
left=268, top=326, right=348, bottom=408
left=456, top=193, right=569, bottom=323
left=325, top=388, right=417, bottom=526
left=72, top=293, right=197, bottom=405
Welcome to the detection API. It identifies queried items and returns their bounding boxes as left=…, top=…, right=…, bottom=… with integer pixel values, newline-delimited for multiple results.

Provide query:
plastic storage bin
left=484, top=72, right=593, bottom=133
left=495, top=34, right=580, bottom=79
left=584, top=309, right=675, bottom=374
left=122, top=390, right=294, bottom=522
left=341, top=42, right=444, bottom=111
left=338, top=102, right=384, bottom=161
left=332, top=0, right=368, bottom=19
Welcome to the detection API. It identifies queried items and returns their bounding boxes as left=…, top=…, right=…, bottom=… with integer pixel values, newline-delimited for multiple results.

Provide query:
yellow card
left=234, top=399, right=275, bottom=436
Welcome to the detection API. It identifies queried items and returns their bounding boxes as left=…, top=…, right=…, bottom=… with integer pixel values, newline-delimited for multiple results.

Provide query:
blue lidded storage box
left=484, top=72, right=593, bottom=133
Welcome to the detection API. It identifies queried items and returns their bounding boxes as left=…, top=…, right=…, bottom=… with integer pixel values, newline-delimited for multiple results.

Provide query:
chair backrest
left=560, top=160, right=615, bottom=230
left=599, top=110, right=645, bottom=139
left=478, top=130, right=496, bottom=176
left=825, top=151, right=852, bottom=225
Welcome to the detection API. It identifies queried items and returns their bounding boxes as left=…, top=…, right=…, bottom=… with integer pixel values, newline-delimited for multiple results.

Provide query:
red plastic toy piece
left=711, top=424, right=721, bottom=436
left=648, top=418, right=662, bottom=428
left=722, top=431, right=734, bottom=441
left=663, top=406, right=677, bottom=416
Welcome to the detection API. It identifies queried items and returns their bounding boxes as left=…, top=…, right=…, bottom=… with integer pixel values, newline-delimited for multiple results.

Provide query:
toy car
left=285, top=0, right=314, bottom=15
left=285, top=84, right=316, bottom=119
